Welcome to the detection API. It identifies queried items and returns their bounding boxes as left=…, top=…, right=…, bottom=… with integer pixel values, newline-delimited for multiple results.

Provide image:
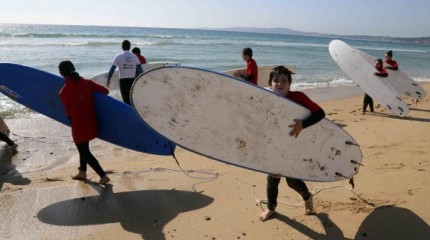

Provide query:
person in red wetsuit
left=384, top=50, right=398, bottom=70
left=362, top=58, right=389, bottom=114
left=59, top=60, right=110, bottom=184
left=132, top=47, right=147, bottom=64
left=233, top=47, right=258, bottom=85
left=259, top=66, right=325, bottom=222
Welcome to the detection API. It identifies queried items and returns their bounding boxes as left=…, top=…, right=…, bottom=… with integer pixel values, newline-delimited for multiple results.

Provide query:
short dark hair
left=132, top=47, right=141, bottom=54
left=386, top=50, right=393, bottom=57
left=242, top=47, right=253, bottom=58
left=122, top=40, right=131, bottom=50
left=269, top=66, right=292, bottom=86
left=375, top=58, right=383, bottom=66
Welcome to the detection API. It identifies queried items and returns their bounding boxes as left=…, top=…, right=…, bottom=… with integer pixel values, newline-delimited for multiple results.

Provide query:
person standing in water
left=59, top=60, right=110, bottom=184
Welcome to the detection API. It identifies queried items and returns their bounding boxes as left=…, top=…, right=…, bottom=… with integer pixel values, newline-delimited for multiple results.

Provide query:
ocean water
left=1, top=23, right=430, bottom=117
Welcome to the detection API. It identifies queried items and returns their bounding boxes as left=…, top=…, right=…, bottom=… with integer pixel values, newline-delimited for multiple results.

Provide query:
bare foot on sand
left=71, top=171, right=87, bottom=181
left=99, top=175, right=110, bottom=185
left=259, top=210, right=275, bottom=222
left=305, top=195, right=316, bottom=215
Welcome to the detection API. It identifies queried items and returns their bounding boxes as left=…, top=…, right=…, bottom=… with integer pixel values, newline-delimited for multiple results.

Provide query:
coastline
left=1, top=83, right=429, bottom=239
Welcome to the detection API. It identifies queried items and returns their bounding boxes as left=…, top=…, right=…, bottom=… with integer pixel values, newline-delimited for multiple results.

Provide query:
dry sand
left=1, top=84, right=429, bottom=240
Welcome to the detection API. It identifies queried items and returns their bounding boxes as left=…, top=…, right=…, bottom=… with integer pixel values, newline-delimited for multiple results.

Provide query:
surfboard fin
left=350, top=160, right=363, bottom=166
left=335, top=172, right=348, bottom=178
left=349, top=177, right=355, bottom=189
left=345, top=141, right=360, bottom=147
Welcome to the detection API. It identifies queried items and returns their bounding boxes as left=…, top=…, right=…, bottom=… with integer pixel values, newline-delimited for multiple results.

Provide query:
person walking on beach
left=107, top=40, right=143, bottom=105
left=59, top=60, right=110, bottom=184
left=233, top=47, right=258, bottom=85
left=384, top=50, right=398, bottom=70
left=259, top=66, right=325, bottom=222
left=132, top=47, right=147, bottom=64
left=362, top=58, right=388, bottom=114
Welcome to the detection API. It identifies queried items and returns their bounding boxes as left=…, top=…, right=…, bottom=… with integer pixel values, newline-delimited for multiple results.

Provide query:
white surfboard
left=358, top=50, right=427, bottom=100
left=329, top=40, right=409, bottom=117
left=90, top=62, right=180, bottom=90
left=130, top=66, right=362, bottom=182
left=224, top=64, right=296, bottom=87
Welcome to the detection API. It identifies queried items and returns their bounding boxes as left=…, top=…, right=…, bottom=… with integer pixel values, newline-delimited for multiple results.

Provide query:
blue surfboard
left=0, top=63, right=174, bottom=155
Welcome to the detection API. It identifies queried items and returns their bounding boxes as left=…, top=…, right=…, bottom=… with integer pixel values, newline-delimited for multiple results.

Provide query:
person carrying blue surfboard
left=58, top=60, right=110, bottom=185
left=260, top=66, right=325, bottom=221
left=107, top=40, right=143, bottom=105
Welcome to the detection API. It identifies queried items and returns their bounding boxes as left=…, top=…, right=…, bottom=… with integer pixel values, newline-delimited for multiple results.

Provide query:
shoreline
left=1, top=83, right=429, bottom=239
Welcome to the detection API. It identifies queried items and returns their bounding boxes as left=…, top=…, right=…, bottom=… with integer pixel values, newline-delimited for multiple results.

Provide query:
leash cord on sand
left=10, top=132, right=73, bottom=144
left=170, top=144, right=219, bottom=192
left=256, top=185, right=378, bottom=212
left=107, top=145, right=218, bottom=193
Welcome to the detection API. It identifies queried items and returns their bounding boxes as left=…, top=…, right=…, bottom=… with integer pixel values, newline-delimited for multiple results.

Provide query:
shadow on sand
left=274, top=212, right=351, bottom=240
left=354, top=206, right=430, bottom=240
left=37, top=184, right=214, bottom=240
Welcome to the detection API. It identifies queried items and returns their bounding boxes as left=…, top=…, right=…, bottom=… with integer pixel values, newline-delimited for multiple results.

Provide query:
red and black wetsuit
left=60, top=77, right=109, bottom=178
left=385, top=59, right=398, bottom=70
left=363, top=67, right=388, bottom=113
left=266, top=91, right=325, bottom=211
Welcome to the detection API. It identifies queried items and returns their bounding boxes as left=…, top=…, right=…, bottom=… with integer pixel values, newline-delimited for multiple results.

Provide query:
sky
left=1, top=0, right=430, bottom=38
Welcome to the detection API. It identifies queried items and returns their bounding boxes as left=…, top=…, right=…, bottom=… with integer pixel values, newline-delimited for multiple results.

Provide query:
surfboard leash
left=168, top=143, right=219, bottom=192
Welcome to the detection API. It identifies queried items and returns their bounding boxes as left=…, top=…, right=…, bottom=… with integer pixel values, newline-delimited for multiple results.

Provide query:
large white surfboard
left=130, top=66, right=362, bottom=182
left=224, top=64, right=296, bottom=87
left=90, top=62, right=180, bottom=90
left=329, top=40, right=409, bottom=117
left=358, top=50, right=427, bottom=100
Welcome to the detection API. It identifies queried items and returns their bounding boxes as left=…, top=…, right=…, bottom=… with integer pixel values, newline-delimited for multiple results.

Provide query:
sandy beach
left=1, top=83, right=429, bottom=240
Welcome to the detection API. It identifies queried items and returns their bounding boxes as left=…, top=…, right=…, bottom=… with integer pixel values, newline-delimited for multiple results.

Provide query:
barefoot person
left=259, top=66, right=325, bottom=221
left=58, top=60, right=110, bottom=184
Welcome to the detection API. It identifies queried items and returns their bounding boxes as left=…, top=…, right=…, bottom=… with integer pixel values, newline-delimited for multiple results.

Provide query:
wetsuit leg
left=0, top=132, right=14, bottom=146
left=267, top=175, right=281, bottom=211
left=285, top=177, right=311, bottom=201
left=76, top=142, right=106, bottom=177
left=119, top=78, right=135, bottom=105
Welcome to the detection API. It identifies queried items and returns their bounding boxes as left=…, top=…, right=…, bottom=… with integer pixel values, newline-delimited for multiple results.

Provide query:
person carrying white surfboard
left=59, top=60, right=110, bottom=185
left=362, top=59, right=389, bottom=115
left=107, top=40, right=143, bottom=105
left=259, top=66, right=326, bottom=222
left=384, top=50, right=399, bottom=70
left=233, top=47, right=258, bottom=85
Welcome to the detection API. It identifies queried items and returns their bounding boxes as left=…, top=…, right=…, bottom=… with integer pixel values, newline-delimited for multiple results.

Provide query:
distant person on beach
left=362, top=58, right=388, bottom=115
left=107, top=40, right=143, bottom=105
left=233, top=47, right=258, bottom=85
left=59, top=60, right=110, bottom=184
left=384, top=50, right=399, bottom=70
left=259, top=66, right=325, bottom=222
left=132, top=47, right=147, bottom=64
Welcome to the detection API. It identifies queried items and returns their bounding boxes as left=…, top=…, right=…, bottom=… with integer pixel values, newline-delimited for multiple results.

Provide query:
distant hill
left=210, top=27, right=430, bottom=45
